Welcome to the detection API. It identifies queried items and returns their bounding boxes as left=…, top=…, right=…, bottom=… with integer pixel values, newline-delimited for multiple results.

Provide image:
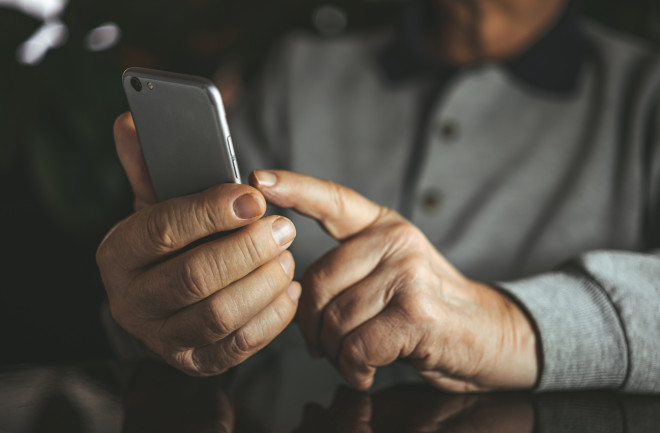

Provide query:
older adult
left=98, top=0, right=660, bottom=392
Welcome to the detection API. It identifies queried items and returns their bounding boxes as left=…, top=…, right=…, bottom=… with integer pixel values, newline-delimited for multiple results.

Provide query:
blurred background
left=0, top=0, right=658, bottom=366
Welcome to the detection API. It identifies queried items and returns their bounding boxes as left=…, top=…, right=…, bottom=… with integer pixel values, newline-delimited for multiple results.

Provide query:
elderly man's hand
left=251, top=170, right=538, bottom=392
left=96, top=114, right=300, bottom=376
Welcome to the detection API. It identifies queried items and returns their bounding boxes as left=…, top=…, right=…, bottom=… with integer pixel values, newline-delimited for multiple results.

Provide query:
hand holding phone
left=97, top=73, right=300, bottom=377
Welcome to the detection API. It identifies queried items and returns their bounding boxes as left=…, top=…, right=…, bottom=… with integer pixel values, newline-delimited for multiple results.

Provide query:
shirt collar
left=379, top=0, right=587, bottom=94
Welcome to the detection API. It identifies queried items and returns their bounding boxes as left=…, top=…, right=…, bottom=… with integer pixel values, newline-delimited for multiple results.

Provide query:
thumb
left=113, top=112, right=157, bottom=210
left=249, top=170, right=386, bottom=240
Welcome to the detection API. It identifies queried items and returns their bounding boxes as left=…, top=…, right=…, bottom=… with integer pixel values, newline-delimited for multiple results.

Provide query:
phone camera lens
left=131, top=77, right=142, bottom=92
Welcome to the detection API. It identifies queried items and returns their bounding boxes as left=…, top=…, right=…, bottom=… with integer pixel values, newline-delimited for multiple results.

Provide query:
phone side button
left=232, top=160, right=240, bottom=180
left=226, top=135, right=236, bottom=158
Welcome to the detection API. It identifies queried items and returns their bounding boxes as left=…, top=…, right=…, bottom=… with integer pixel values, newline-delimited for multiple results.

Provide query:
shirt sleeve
left=497, top=249, right=660, bottom=392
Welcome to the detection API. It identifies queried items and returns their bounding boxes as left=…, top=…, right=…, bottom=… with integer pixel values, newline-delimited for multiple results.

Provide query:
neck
left=431, top=0, right=569, bottom=65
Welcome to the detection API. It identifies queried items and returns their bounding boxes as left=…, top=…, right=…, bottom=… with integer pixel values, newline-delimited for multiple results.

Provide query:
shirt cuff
left=496, top=271, right=628, bottom=390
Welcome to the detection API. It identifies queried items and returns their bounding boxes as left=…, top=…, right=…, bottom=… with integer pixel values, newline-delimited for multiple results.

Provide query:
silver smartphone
left=122, top=67, right=241, bottom=202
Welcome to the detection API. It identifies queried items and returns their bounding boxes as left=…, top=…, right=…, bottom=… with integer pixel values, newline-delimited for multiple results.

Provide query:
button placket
left=416, top=117, right=459, bottom=214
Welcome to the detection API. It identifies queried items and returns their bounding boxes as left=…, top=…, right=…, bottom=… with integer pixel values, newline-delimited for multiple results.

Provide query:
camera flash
left=147, top=82, right=154, bottom=90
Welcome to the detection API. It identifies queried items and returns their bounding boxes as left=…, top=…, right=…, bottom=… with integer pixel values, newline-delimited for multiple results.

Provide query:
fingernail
left=279, top=252, right=294, bottom=276
left=272, top=217, right=295, bottom=246
left=233, top=194, right=262, bottom=219
left=254, top=170, right=277, bottom=187
left=287, top=282, right=301, bottom=302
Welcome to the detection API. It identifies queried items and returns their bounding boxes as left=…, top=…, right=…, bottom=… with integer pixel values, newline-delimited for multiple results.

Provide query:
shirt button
left=438, top=120, right=459, bottom=142
left=420, top=189, right=443, bottom=213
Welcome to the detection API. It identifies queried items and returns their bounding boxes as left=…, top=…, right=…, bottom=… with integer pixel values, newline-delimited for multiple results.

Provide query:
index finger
left=249, top=170, right=389, bottom=241
left=98, top=183, right=266, bottom=271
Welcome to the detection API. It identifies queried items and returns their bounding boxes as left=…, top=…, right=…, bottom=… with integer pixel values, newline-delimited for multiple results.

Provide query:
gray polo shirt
left=229, top=10, right=660, bottom=392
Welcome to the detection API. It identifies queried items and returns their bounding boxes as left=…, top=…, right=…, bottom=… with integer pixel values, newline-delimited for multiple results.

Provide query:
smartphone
left=122, top=67, right=241, bottom=202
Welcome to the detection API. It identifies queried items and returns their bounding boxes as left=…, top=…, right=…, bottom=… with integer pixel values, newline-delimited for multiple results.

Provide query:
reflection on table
left=0, top=360, right=659, bottom=433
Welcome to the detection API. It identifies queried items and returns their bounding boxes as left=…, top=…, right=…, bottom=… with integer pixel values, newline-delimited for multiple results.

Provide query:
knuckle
left=190, top=333, right=253, bottom=376
left=392, top=250, right=438, bottom=292
left=413, top=296, right=441, bottom=324
left=202, top=300, right=233, bottom=339
left=326, top=181, right=349, bottom=218
left=178, top=258, right=210, bottom=300
left=232, top=328, right=258, bottom=357
left=390, top=257, right=440, bottom=321
left=238, top=228, right=269, bottom=267
left=397, top=297, right=431, bottom=328
left=301, top=267, right=328, bottom=310
left=340, top=333, right=368, bottom=367
left=164, top=350, right=197, bottom=376
left=224, top=297, right=293, bottom=364
left=322, top=303, right=344, bottom=332
left=179, top=346, right=237, bottom=377
left=186, top=349, right=223, bottom=377
left=301, top=266, right=320, bottom=291
left=395, top=285, right=439, bottom=327
left=397, top=255, right=431, bottom=281
left=145, top=208, right=177, bottom=253
left=385, top=221, right=423, bottom=246
left=199, top=187, right=229, bottom=227
left=352, top=375, right=373, bottom=391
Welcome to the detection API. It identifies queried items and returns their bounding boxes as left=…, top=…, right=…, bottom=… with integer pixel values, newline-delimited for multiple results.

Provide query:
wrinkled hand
left=96, top=114, right=300, bottom=376
left=251, top=170, right=538, bottom=392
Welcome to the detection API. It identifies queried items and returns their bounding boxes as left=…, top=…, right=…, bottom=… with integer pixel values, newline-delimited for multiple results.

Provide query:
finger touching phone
left=122, top=67, right=241, bottom=202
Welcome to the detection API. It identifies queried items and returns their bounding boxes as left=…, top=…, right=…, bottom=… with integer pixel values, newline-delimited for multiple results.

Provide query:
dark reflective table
left=1, top=359, right=659, bottom=433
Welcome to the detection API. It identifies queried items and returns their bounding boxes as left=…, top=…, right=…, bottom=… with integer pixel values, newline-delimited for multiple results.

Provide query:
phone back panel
left=122, top=68, right=240, bottom=202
